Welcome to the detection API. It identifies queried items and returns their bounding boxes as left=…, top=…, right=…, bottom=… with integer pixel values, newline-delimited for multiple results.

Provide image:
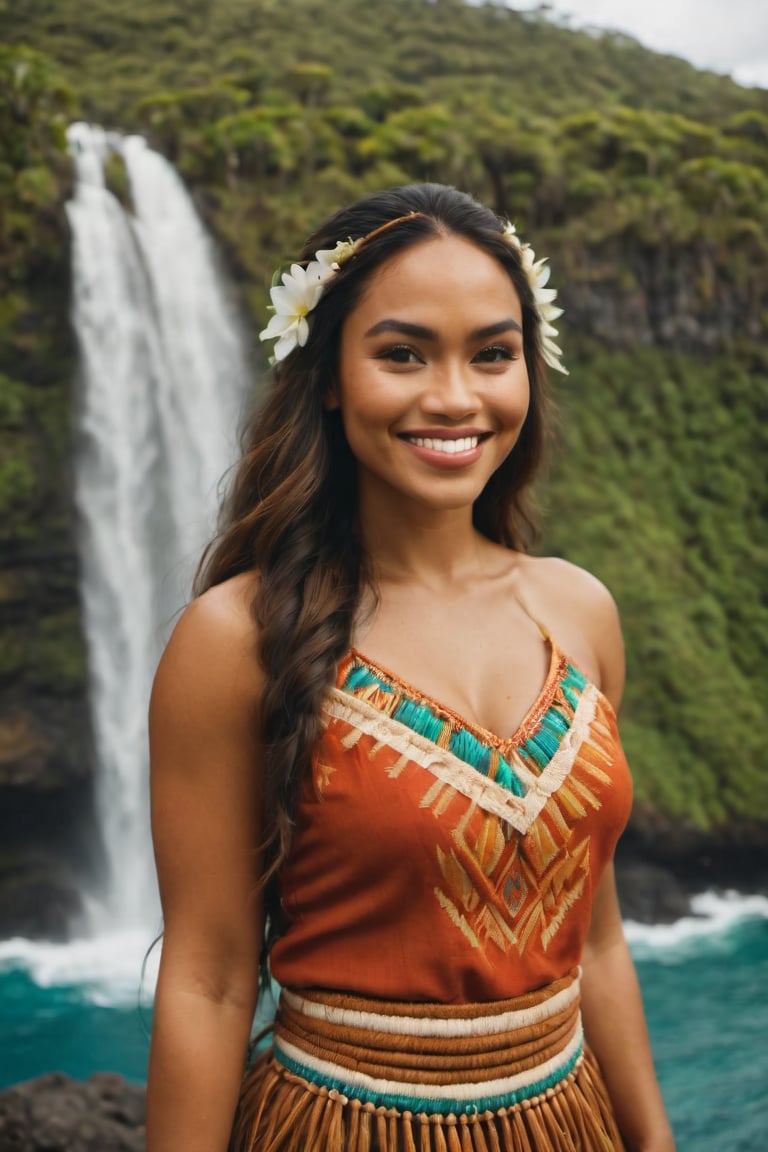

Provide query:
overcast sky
left=509, top=0, right=768, bottom=88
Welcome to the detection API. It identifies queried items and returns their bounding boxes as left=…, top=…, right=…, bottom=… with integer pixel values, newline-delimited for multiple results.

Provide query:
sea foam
left=1, top=890, right=767, bottom=1002
left=0, top=930, right=161, bottom=1005
left=624, top=889, right=768, bottom=961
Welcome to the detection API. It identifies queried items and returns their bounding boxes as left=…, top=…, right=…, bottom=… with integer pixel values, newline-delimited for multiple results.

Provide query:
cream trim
left=274, top=1022, right=583, bottom=1103
left=322, top=686, right=598, bottom=834
left=282, top=978, right=579, bottom=1039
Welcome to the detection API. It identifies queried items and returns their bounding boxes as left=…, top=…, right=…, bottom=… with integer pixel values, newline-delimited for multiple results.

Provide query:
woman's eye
left=474, top=344, right=516, bottom=364
left=376, top=345, right=422, bottom=364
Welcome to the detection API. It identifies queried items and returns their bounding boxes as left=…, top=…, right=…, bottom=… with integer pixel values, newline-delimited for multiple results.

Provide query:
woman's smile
left=397, top=427, right=491, bottom=468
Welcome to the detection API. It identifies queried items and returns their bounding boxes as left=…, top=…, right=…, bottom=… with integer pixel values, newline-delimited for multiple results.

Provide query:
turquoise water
left=1, top=966, right=152, bottom=1086
left=629, top=913, right=768, bottom=1150
left=2, top=896, right=767, bottom=1149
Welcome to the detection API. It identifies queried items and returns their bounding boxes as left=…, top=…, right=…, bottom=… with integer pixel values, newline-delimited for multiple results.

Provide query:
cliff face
left=561, top=240, right=766, bottom=354
left=0, top=226, right=102, bottom=937
left=0, top=52, right=102, bottom=935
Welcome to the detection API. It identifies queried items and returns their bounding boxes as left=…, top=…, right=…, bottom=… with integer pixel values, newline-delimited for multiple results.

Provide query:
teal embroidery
left=519, top=664, right=587, bottom=769
left=341, top=655, right=588, bottom=790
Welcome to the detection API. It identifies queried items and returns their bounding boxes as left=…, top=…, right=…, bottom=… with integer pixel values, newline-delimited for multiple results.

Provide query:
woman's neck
left=358, top=491, right=497, bottom=591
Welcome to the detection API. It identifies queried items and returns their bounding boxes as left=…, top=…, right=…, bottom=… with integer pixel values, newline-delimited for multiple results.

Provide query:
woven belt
left=272, top=969, right=583, bottom=1116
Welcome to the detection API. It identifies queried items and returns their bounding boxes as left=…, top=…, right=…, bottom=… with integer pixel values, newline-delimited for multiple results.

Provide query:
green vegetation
left=0, top=43, right=74, bottom=501
left=546, top=342, right=768, bottom=829
left=0, top=44, right=82, bottom=700
left=4, top=0, right=767, bottom=127
left=0, top=0, right=766, bottom=835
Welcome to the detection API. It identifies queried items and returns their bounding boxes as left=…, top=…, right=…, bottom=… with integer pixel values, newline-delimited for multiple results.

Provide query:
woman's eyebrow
left=470, top=318, right=522, bottom=339
left=364, top=317, right=522, bottom=340
left=364, top=319, right=436, bottom=340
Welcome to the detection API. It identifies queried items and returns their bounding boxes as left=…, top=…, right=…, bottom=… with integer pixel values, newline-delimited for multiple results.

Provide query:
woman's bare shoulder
left=152, top=571, right=263, bottom=716
left=514, top=555, right=625, bottom=708
left=516, top=554, right=616, bottom=618
left=178, top=571, right=259, bottom=636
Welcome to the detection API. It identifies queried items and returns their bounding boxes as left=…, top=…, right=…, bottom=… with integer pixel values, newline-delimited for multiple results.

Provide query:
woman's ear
left=323, top=381, right=340, bottom=411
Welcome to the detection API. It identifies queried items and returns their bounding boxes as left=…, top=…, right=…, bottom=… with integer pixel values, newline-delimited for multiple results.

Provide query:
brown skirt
left=231, top=970, right=625, bottom=1152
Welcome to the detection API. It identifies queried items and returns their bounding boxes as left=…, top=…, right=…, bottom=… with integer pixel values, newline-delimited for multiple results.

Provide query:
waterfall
left=66, top=123, right=249, bottom=932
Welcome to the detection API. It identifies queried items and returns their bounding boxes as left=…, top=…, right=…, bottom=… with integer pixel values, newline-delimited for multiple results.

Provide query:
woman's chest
left=351, top=600, right=556, bottom=741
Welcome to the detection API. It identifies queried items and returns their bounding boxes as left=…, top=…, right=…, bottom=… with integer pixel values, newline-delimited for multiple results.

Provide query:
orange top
left=270, top=639, right=633, bottom=1003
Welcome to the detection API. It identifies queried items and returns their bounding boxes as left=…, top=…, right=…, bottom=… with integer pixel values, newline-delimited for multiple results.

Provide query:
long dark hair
left=195, top=183, right=555, bottom=968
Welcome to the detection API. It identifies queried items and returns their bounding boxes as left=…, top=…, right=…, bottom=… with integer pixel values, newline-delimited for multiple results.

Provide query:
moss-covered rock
left=0, top=44, right=97, bottom=936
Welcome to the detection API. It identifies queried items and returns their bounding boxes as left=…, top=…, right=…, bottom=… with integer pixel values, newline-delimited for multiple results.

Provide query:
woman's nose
left=420, top=362, right=479, bottom=418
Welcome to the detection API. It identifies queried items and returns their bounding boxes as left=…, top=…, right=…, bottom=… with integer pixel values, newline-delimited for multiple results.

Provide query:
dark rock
left=0, top=776, right=104, bottom=940
left=0, top=864, right=84, bottom=941
left=614, top=821, right=768, bottom=923
left=614, top=858, right=691, bottom=924
left=0, top=1073, right=145, bottom=1152
left=561, top=240, right=764, bottom=354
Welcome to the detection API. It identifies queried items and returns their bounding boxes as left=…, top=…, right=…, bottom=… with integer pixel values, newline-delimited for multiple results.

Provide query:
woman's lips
left=398, top=431, right=489, bottom=469
left=405, top=434, right=479, bottom=454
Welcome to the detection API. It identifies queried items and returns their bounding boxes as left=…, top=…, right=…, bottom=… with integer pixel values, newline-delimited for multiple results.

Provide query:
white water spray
left=66, top=123, right=249, bottom=932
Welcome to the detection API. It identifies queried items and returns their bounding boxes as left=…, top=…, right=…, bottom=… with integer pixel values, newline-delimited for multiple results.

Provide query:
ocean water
left=1, top=892, right=767, bottom=1149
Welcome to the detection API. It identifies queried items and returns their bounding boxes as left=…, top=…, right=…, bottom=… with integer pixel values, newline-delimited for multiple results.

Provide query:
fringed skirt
left=230, top=968, right=625, bottom=1152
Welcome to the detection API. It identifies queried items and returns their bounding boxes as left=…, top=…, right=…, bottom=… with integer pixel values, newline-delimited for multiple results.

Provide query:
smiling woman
left=145, top=184, right=676, bottom=1152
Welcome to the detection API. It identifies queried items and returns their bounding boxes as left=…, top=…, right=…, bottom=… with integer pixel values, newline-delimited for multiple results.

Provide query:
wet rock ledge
left=0, top=1073, right=145, bottom=1152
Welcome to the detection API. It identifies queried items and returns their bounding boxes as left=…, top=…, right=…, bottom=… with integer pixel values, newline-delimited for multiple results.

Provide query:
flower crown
left=259, top=221, right=567, bottom=374
left=501, top=222, right=567, bottom=375
left=259, top=238, right=363, bottom=364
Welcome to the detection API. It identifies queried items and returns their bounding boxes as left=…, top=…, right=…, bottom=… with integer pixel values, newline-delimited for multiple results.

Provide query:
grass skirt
left=230, top=969, right=625, bottom=1152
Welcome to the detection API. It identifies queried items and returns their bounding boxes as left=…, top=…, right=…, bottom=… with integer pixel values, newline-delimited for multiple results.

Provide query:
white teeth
left=408, top=436, right=479, bottom=453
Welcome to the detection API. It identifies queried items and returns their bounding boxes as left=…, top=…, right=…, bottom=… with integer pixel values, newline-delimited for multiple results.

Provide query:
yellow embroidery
left=426, top=728, right=610, bottom=958
left=314, top=756, right=336, bottom=795
left=322, top=659, right=625, bottom=964
left=433, top=886, right=481, bottom=950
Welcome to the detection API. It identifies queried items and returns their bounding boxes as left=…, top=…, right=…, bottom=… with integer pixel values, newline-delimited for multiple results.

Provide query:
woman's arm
left=146, top=579, right=264, bottom=1152
left=582, top=866, right=675, bottom=1152
left=580, top=576, right=675, bottom=1151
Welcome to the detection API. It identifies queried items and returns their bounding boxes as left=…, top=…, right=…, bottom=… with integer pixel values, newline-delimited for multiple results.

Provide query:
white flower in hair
left=315, top=237, right=363, bottom=273
left=503, top=222, right=568, bottom=375
left=259, top=261, right=328, bottom=362
left=260, top=238, right=365, bottom=363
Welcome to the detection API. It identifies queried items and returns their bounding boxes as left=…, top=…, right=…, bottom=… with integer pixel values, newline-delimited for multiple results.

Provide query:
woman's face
left=331, top=234, right=530, bottom=517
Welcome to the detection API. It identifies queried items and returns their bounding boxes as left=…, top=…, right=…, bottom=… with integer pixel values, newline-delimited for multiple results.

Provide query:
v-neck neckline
left=344, top=635, right=565, bottom=752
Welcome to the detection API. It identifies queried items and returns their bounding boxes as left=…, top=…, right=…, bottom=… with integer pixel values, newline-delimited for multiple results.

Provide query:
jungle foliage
left=1, top=0, right=766, bottom=833
left=0, top=42, right=82, bottom=704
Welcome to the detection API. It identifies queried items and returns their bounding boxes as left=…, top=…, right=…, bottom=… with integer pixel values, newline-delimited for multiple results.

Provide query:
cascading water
left=66, top=123, right=249, bottom=933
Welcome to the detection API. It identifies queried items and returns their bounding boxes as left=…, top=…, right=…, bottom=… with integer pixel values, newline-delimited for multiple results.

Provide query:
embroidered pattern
left=325, top=645, right=620, bottom=960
